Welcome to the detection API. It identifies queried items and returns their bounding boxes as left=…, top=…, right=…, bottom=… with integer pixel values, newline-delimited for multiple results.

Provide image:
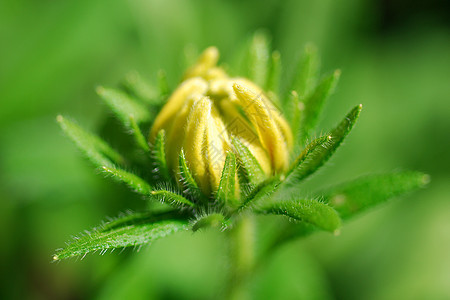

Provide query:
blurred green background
left=1, top=0, right=449, bottom=299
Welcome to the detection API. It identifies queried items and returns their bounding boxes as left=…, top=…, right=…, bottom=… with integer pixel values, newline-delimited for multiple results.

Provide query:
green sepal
left=216, top=152, right=238, bottom=208
left=256, top=199, right=341, bottom=233
left=266, top=51, right=282, bottom=104
left=121, top=71, right=160, bottom=106
left=282, top=104, right=362, bottom=190
left=178, top=149, right=204, bottom=200
left=248, top=31, right=270, bottom=87
left=191, top=213, right=229, bottom=232
left=102, top=166, right=152, bottom=196
left=96, top=86, right=151, bottom=129
left=232, top=137, right=266, bottom=186
left=129, top=115, right=150, bottom=152
left=53, top=213, right=188, bottom=261
left=150, top=190, right=195, bottom=208
left=324, top=171, right=430, bottom=219
left=288, top=44, right=319, bottom=99
left=299, top=70, right=340, bottom=144
left=57, top=115, right=125, bottom=168
left=151, top=130, right=171, bottom=182
left=157, top=70, right=170, bottom=99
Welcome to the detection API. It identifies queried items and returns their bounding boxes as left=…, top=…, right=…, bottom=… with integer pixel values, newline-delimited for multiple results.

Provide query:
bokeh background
left=1, top=0, right=449, bottom=299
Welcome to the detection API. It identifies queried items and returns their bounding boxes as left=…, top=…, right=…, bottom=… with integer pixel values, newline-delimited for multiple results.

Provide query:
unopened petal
left=184, top=47, right=220, bottom=80
left=183, top=96, right=212, bottom=194
left=150, top=78, right=208, bottom=140
left=233, top=83, right=290, bottom=172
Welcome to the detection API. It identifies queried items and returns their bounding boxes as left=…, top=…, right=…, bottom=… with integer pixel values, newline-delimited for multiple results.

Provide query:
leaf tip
left=421, top=174, right=431, bottom=186
left=52, top=254, right=60, bottom=261
left=96, top=86, right=105, bottom=95
left=56, top=115, right=64, bottom=123
left=333, top=229, right=341, bottom=236
left=333, top=69, right=342, bottom=78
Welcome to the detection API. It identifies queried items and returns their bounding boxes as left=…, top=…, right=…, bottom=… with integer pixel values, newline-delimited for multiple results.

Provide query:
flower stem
left=227, top=214, right=255, bottom=300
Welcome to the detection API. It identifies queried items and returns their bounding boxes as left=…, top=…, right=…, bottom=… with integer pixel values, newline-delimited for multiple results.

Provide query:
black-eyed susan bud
left=150, top=47, right=293, bottom=196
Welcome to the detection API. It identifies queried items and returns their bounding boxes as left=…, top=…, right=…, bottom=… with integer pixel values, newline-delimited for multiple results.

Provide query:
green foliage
left=96, top=86, right=152, bottom=129
left=192, top=213, right=229, bottom=232
left=232, top=137, right=266, bottom=186
left=55, top=34, right=426, bottom=263
left=217, top=152, right=238, bottom=208
left=248, top=31, right=270, bottom=88
left=324, top=171, right=429, bottom=219
left=257, top=199, right=341, bottom=233
left=151, top=130, right=171, bottom=182
left=150, top=190, right=195, bottom=208
left=57, top=115, right=125, bottom=168
left=53, top=212, right=188, bottom=261
left=102, top=166, right=152, bottom=196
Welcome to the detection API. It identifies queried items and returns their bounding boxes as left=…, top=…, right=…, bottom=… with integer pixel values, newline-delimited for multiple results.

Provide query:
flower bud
left=150, top=47, right=293, bottom=196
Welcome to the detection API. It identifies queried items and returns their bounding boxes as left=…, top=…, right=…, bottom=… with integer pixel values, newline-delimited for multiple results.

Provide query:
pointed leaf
left=129, top=115, right=150, bottom=152
left=151, top=130, right=171, bottom=182
left=192, top=213, right=229, bottom=232
left=289, top=44, right=320, bottom=98
left=266, top=51, right=281, bottom=98
left=217, top=152, right=238, bottom=207
left=257, top=199, right=341, bottom=233
left=248, top=31, right=270, bottom=87
left=96, top=86, right=151, bottom=128
left=122, top=71, right=160, bottom=105
left=232, top=137, right=265, bottom=185
left=282, top=104, right=362, bottom=190
left=57, top=115, right=125, bottom=168
left=102, top=166, right=152, bottom=196
left=157, top=70, right=170, bottom=99
left=53, top=215, right=188, bottom=261
left=324, top=171, right=430, bottom=219
left=178, top=149, right=204, bottom=200
left=151, top=190, right=195, bottom=208
left=300, top=70, right=340, bottom=144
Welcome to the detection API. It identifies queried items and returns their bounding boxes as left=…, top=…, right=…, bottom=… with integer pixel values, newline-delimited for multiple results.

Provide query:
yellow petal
left=232, top=83, right=290, bottom=172
left=150, top=77, right=208, bottom=141
left=165, top=94, right=197, bottom=173
left=183, top=47, right=219, bottom=80
left=232, top=78, right=293, bottom=150
left=183, top=96, right=212, bottom=194
left=203, top=111, right=227, bottom=192
left=219, top=99, right=272, bottom=175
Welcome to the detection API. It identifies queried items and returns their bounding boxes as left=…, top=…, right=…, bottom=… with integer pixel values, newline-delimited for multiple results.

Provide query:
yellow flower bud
left=150, top=47, right=293, bottom=195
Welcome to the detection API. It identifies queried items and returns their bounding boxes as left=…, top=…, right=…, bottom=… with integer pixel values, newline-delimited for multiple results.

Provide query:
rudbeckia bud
left=150, top=47, right=293, bottom=196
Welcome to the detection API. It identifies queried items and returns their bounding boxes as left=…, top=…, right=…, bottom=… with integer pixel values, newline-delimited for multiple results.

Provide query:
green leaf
left=239, top=178, right=281, bottom=212
left=299, top=70, right=340, bottom=144
left=151, top=190, right=195, bottom=208
left=248, top=31, right=270, bottom=87
left=266, top=51, right=281, bottom=99
left=192, top=213, right=229, bottom=232
left=257, top=199, right=341, bottom=233
left=102, top=166, right=152, bottom=196
left=157, top=70, right=170, bottom=99
left=232, top=137, right=266, bottom=186
left=282, top=104, right=362, bottom=190
left=129, top=115, right=150, bottom=152
left=289, top=44, right=320, bottom=98
left=96, top=86, right=151, bottom=128
left=217, top=152, right=238, bottom=207
left=122, top=71, right=160, bottom=105
left=324, top=171, right=430, bottom=219
left=57, top=115, right=125, bottom=168
left=178, top=149, right=204, bottom=200
left=53, top=214, right=188, bottom=261
left=151, top=130, right=171, bottom=182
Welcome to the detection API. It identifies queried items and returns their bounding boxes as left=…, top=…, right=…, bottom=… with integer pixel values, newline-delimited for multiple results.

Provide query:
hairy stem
left=227, top=214, right=255, bottom=300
